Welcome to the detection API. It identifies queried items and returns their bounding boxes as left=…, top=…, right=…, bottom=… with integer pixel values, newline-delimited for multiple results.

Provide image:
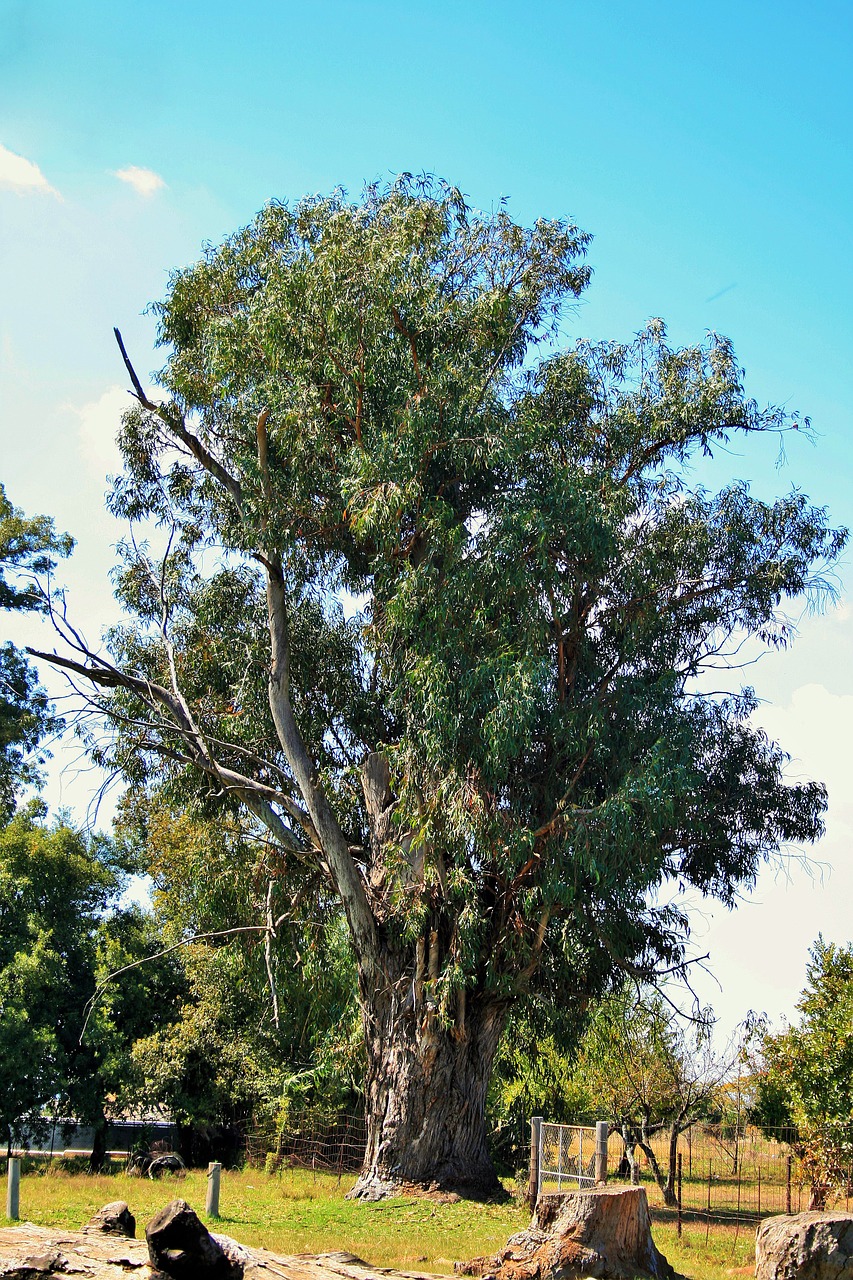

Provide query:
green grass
left=0, top=1166, right=760, bottom=1279
left=652, top=1210, right=757, bottom=1280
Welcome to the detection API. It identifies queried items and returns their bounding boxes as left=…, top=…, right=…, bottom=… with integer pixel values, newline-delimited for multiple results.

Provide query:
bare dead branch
left=113, top=327, right=244, bottom=509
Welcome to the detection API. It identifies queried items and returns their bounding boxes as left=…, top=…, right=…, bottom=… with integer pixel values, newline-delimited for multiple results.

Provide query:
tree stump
left=756, top=1211, right=853, bottom=1280
left=457, top=1188, right=676, bottom=1280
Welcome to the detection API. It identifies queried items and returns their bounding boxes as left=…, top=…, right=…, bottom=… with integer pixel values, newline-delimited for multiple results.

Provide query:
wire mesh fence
left=246, top=1110, right=367, bottom=1176
left=606, top=1123, right=853, bottom=1223
left=246, top=1110, right=853, bottom=1226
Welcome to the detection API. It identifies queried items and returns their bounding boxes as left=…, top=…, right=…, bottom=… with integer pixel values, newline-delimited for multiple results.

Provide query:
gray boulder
left=756, top=1212, right=853, bottom=1280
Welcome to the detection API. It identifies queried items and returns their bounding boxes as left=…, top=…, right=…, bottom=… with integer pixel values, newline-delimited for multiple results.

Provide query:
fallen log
left=0, top=1200, right=446, bottom=1279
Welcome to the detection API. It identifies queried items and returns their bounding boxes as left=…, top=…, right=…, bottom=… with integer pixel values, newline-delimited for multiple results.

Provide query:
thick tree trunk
left=348, top=947, right=507, bottom=1200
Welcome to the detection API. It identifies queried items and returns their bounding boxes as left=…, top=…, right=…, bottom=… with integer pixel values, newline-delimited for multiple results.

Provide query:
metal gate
left=537, top=1122, right=597, bottom=1194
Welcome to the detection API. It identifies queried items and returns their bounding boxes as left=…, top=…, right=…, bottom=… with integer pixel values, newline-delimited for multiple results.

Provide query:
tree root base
left=347, top=1171, right=507, bottom=1204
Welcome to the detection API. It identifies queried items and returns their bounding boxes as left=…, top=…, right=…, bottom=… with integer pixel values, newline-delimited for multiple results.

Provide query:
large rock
left=82, top=1201, right=136, bottom=1238
left=145, top=1199, right=241, bottom=1278
left=457, top=1188, right=675, bottom=1280
left=756, top=1212, right=853, bottom=1280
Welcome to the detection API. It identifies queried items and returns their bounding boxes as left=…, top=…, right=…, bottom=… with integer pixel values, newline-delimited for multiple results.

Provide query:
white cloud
left=0, top=142, right=60, bottom=197
left=755, top=683, right=853, bottom=830
left=681, top=672, right=853, bottom=1045
left=113, top=165, right=166, bottom=197
left=71, top=384, right=133, bottom=479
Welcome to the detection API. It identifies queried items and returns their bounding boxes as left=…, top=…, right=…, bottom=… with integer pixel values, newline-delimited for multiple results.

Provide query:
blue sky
left=1, top=0, right=852, bottom=1038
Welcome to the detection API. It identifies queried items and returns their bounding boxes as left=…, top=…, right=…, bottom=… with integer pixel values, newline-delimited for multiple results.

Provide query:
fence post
left=786, top=1155, right=792, bottom=1215
left=206, top=1161, right=221, bottom=1218
left=595, top=1122, right=608, bottom=1185
left=705, top=1160, right=712, bottom=1246
left=528, top=1117, right=543, bottom=1208
left=6, top=1157, right=20, bottom=1221
left=677, top=1152, right=682, bottom=1238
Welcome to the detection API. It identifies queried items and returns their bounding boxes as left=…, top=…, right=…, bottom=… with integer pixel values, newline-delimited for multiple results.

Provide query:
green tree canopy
left=0, top=483, right=73, bottom=818
left=115, top=796, right=361, bottom=1151
left=752, top=938, right=853, bottom=1208
left=0, top=805, right=124, bottom=1151
left=34, top=177, right=846, bottom=1196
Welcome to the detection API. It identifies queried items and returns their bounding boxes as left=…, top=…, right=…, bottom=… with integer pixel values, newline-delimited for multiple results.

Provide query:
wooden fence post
left=595, top=1122, right=608, bottom=1185
left=6, top=1158, right=20, bottom=1221
left=705, top=1160, right=712, bottom=1246
left=677, top=1152, right=682, bottom=1238
left=206, top=1162, right=221, bottom=1218
left=528, top=1117, right=542, bottom=1208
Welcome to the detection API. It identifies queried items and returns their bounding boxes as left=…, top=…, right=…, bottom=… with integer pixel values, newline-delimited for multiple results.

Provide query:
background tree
left=751, top=938, right=853, bottom=1208
left=116, top=796, right=361, bottom=1162
left=34, top=177, right=845, bottom=1197
left=488, top=997, right=598, bottom=1176
left=0, top=487, right=170, bottom=1168
left=567, top=987, right=743, bottom=1204
left=0, top=805, right=125, bottom=1155
left=79, top=903, right=186, bottom=1170
left=0, top=483, right=72, bottom=818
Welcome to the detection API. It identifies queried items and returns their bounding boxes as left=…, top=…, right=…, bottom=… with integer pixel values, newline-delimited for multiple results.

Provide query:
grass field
left=0, top=1166, right=758, bottom=1279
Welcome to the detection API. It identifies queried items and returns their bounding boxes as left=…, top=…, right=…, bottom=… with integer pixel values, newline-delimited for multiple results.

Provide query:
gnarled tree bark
left=350, top=942, right=507, bottom=1199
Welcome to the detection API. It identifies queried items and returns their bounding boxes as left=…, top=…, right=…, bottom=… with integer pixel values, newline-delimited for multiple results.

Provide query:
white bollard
left=6, top=1157, right=20, bottom=1221
left=206, top=1161, right=221, bottom=1218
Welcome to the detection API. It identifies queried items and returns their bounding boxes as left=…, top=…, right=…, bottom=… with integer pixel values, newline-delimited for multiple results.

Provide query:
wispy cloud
left=0, top=142, right=60, bottom=197
left=113, top=165, right=166, bottom=197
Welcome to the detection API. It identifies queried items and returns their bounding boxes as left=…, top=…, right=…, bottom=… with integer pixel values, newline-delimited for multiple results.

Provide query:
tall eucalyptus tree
left=33, top=177, right=845, bottom=1196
